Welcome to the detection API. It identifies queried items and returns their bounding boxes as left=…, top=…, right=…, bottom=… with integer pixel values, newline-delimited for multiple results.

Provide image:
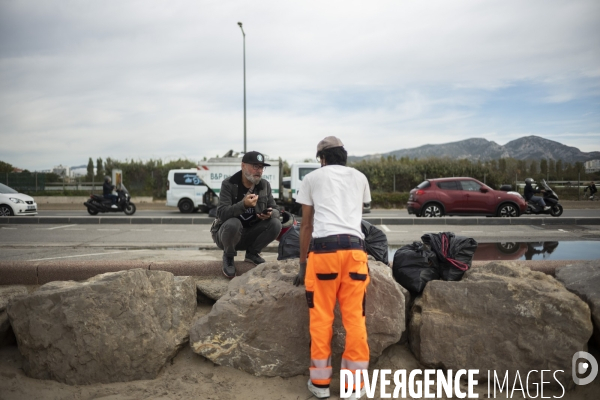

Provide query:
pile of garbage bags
left=277, top=220, right=389, bottom=265
left=392, top=232, right=478, bottom=294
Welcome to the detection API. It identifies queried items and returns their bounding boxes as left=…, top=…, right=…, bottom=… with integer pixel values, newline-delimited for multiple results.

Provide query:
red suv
left=406, top=177, right=527, bottom=217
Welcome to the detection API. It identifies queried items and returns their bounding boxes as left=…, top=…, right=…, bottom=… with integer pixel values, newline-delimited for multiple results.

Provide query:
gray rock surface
left=190, top=259, right=405, bottom=377
left=7, top=269, right=196, bottom=385
left=410, top=262, right=592, bottom=390
left=195, top=277, right=230, bottom=301
left=555, top=261, right=600, bottom=346
left=0, top=286, right=28, bottom=347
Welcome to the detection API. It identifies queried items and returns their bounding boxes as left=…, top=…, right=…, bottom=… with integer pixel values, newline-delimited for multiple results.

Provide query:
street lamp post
left=238, top=22, right=246, bottom=153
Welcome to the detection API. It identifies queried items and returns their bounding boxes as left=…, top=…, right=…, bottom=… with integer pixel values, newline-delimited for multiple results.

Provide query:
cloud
left=1, top=0, right=599, bottom=170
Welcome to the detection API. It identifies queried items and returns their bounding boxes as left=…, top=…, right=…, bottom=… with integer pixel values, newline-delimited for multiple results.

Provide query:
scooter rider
left=585, top=181, right=597, bottom=199
left=103, top=176, right=118, bottom=209
left=524, top=178, right=550, bottom=211
left=294, top=136, right=372, bottom=400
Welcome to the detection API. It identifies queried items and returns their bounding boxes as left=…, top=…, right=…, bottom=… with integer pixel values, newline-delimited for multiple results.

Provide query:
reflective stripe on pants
left=305, top=249, right=370, bottom=389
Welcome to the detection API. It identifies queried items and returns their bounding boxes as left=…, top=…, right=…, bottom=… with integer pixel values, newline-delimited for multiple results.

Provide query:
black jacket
left=103, top=181, right=114, bottom=195
left=212, top=170, right=280, bottom=231
left=524, top=183, right=541, bottom=200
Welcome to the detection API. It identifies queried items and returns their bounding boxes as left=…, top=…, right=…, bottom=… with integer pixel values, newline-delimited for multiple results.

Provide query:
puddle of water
left=389, top=241, right=600, bottom=262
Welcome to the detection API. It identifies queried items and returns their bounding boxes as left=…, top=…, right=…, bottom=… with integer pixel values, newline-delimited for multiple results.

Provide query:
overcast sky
left=1, top=0, right=599, bottom=171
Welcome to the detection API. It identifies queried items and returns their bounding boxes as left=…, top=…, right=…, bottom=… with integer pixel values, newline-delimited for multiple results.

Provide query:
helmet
left=525, top=178, right=535, bottom=184
left=104, top=175, right=111, bottom=182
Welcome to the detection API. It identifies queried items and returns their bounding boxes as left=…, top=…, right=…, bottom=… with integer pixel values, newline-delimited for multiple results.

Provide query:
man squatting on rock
left=211, top=151, right=282, bottom=278
left=294, top=136, right=372, bottom=400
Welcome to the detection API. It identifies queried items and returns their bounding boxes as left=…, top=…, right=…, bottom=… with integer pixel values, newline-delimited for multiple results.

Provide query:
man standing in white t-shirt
left=294, top=136, right=371, bottom=400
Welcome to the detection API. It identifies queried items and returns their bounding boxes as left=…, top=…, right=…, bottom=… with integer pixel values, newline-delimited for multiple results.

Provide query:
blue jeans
left=104, top=194, right=118, bottom=204
left=529, top=195, right=546, bottom=207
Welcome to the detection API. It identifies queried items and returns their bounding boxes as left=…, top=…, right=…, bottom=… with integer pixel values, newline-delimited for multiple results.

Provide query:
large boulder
left=7, top=269, right=196, bottom=385
left=555, top=261, right=600, bottom=347
left=0, top=286, right=28, bottom=347
left=190, top=259, right=405, bottom=377
left=410, top=262, right=592, bottom=390
left=195, top=277, right=229, bottom=301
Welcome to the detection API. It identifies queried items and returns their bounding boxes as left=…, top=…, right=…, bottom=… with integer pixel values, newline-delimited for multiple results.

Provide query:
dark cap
left=242, top=151, right=271, bottom=166
left=316, top=136, right=344, bottom=157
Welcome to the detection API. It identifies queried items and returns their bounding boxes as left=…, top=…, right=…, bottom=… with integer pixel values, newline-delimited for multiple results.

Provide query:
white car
left=0, top=183, right=38, bottom=216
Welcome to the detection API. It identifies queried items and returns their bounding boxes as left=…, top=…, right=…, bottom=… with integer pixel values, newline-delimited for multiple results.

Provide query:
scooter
left=84, top=184, right=136, bottom=215
left=583, top=188, right=598, bottom=201
left=523, top=179, right=563, bottom=217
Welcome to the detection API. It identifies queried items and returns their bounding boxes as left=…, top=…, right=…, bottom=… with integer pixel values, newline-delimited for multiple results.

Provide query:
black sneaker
left=244, top=252, right=265, bottom=265
left=222, top=254, right=236, bottom=279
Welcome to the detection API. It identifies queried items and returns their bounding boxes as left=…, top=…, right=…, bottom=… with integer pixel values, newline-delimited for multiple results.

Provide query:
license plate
left=27, top=206, right=36, bottom=210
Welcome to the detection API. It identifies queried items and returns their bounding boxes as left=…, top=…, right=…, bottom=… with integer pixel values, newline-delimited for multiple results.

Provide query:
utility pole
left=238, top=22, right=247, bottom=153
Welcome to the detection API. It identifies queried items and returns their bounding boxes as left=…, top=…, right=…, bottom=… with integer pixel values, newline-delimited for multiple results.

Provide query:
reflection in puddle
left=474, top=241, right=600, bottom=261
left=390, top=241, right=600, bottom=261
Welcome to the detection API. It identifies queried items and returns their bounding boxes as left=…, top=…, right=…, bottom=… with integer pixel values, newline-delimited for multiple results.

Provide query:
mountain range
left=348, top=136, right=600, bottom=164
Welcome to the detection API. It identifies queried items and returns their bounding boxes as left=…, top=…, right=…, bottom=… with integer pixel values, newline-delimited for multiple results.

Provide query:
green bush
left=370, top=192, right=409, bottom=209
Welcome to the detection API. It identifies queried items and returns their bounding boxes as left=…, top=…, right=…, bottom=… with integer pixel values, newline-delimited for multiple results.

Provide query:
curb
left=0, top=259, right=589, bottom=286
left=2, top=217, right=600, bottom=225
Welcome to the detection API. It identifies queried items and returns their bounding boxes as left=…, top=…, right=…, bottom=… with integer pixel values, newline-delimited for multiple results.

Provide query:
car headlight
left=9, top=198, right=25, bottom=204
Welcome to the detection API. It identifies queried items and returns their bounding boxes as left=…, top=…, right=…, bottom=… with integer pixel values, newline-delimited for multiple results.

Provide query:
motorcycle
left=523, top=179, right=563, bottom=217
left=84, top=184, right=136, bottom=215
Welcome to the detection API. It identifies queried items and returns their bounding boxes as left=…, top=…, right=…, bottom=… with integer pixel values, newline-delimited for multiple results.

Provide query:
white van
left=166, top=169, right=209, bottom=213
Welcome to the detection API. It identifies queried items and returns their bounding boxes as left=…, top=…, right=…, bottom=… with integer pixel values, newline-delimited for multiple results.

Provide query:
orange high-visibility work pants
left=305, top=248, right=370, bottom=390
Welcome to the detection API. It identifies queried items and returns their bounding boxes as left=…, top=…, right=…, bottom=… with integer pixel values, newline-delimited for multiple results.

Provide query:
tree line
left=2, top=156, right=598, bottom=201
left=351, top=156, right=598, bottom=193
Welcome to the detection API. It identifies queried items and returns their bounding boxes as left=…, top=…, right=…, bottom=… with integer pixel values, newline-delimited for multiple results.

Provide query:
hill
left=348, top=135, right=600, bottom=163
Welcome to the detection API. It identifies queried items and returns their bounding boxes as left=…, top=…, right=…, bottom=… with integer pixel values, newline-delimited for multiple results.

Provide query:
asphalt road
left=2, top=222, right=599, bottom=262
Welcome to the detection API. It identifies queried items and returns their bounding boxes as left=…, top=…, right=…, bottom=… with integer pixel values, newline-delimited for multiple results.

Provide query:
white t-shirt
left=296, top=165, right=371, bottom=239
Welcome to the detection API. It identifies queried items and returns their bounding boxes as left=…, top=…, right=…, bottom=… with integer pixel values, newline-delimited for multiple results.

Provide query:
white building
left=52, top=165, right=70, bottom=177
left=585, top=160, right=600, bottom=173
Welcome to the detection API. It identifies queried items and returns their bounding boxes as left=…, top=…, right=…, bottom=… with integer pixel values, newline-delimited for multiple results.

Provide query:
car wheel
left=421, top=203, right=443, bottom=217
left=497, top=242, right=519, bottom=254
left=87, top=207, right=99, bottom=215
left=550, top=204, right=563, bottom=217
left=497, top=203, right=519, bottom=218
left=178, top=199, right=194, bottom=213
left=0, top=204, right=14, bottom=216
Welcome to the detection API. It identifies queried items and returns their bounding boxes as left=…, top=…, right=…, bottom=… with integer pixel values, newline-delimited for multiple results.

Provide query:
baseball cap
left=242, top=151, right=271, bottom=166
left=316, top=136, right=344, bottom=157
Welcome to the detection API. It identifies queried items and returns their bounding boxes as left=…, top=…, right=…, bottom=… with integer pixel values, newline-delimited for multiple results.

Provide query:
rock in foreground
left=410, top=262, right=592, bottom=389
left=190, top=260, right=405, bottom=377
left=555, top=261, right=600, bottom=347
left=7, top=269, right=196, bottom=385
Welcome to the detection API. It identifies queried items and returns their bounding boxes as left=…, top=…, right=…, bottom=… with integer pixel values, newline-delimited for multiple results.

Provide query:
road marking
left=1, top=227, right=17, bottom=230
left=65, top=228, right=86, bottom=231
left=391, top=230, right=408, bottom=233
left=380, top=225, right=390, bottom=232
left=27, top=250, right=149, bottom=262
left=42, top=224, right=79, bottom=230
left=97, top=229, right=120, bottom=231
left=558, top=229, right=568, bottom=232
left=132, top=229, right=151, bottom=232
left=165, top=229, right=187, bottom=232
left=461, top=231, right=483, bottom=233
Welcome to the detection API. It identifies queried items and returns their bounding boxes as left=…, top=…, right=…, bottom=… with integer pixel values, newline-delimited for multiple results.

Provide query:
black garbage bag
left=277, top=225, right=301, bottom=260
left=277, top=220, right=389, bottom=263
left=421, top=232, right=478, bottom=281
left=392, top=242, right=439, bottom=294
left=361, top=220, right=389, bottom=265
